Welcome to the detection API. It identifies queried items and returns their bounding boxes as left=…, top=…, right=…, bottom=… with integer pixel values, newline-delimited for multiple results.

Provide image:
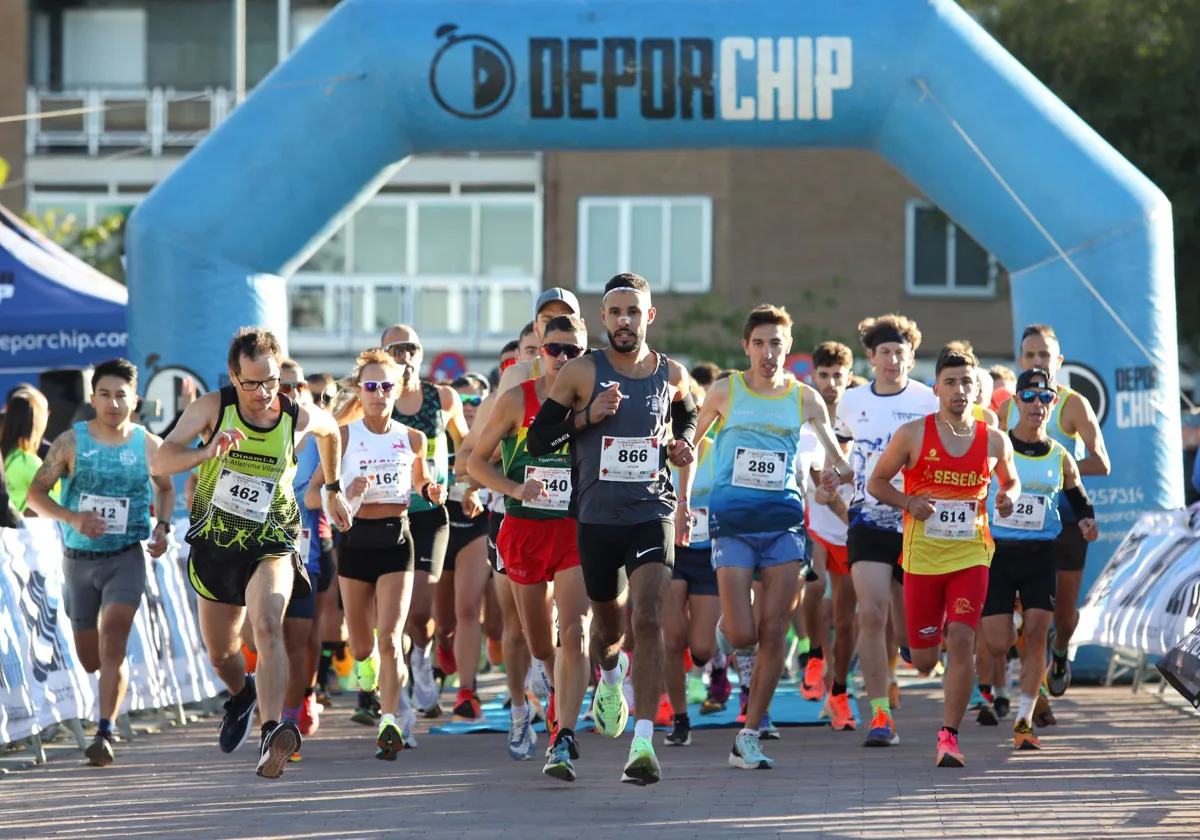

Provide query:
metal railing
left=26, top=87, right=234, bottom=156
left=287, top=274, right=540, bottom=357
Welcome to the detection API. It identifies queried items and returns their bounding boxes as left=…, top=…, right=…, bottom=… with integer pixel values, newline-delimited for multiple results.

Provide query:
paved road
left=1, top=680, right=1198, bottom=840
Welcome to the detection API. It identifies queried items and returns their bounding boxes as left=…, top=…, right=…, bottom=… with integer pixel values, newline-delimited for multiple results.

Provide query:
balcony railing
left=287, top=274, right=540, bottom=358
left=26, top=87, right=235, bottom=156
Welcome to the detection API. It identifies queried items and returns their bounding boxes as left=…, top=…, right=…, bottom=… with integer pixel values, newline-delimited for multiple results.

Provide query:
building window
left=576, top=197, right=712, bottom=293
left=905, top=200, right=998, bottom=297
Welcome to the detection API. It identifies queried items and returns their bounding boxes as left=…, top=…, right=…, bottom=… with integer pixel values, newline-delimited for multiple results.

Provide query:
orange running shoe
left=936, top=729, right=965, bottom=767
left=655, top=694, right=674, bottom=727
left=829, top=693, right=857, bottom=731
left=801, top=656, right=827, bottom=701
left=242, top=644, right=258, bottom=674
left=1013, top=718, right=1041, bottom=751
left=452, top=688, right=483, bottom=722
left=437, top=643, right=458, bottom=677
left=864, top=708, right=898, bottom=746
left=487, top=638, right=504, bottom=667
left=299, top=692, right=321, bottom=735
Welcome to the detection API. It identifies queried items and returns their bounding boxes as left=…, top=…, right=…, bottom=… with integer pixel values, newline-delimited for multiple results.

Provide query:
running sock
left=795, top=635, right=811, bottom=655
left=940, top=725, right=958, bottom=739
left=674, top=712, right=690, bottom=725
left=558, top=726, right=574, bottom=742
left=511, top=701, right=527, bottom=721
left=317, top=644, right=335, bottom=689
left=809, top=645, right=824, bottom=661
left=692, top=655, right=709, bottom=669
left=281, top=706, right=301, bottom=726
left=711, top=650, right=728, bottom=670
left=1018, top=692, right=1037, bottom=722
left=738, top=727, right=757, bottom=739
left=261, top=721, right=278, bottom=738
left=380, top=712, right=397, bottom=728
left=995, top=681, right=1010, bottom=700
left=97, top=718, right=113, bottom=739
left=831, top=682, right=848, bottom=697
left=600, top=664, right=623, bottom=686
left=869, top=697, right=891, bottom=717
left=737, top=651, right=757, bottom=689
left=1052, top=646, right=1068, bottom=660
left=357, top=690, right=374, bottom=708
left=633, top=719, right=654, bottom=740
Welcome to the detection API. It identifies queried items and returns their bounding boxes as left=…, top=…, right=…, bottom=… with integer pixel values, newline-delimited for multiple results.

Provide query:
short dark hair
left=604, top=272, right=650, bottom=296
left=812, top=341, right=853, bottom=369
left=935, top=341, right=979, bottom=376
left=543, top=314, right=587, bottom=337
left=858, top=314, right=922, bottom=353
left=501, top=339, right=520, bottom=356
left=280, top=358, right=303, bottom=377
left=519, top=321, right=537, bottom=340
left=91, top=358, right=138, bottom=389
left=742, top=304, right=792, bottom=342
left=228, top=327, right=282, bottom=376
left=690, top=362, right=721, bottom=387
left=1021, top=323, right=1059, bottom=347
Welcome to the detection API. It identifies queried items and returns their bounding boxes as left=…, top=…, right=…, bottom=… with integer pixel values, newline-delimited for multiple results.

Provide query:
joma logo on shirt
left=931, top=469, right=983, bottom=486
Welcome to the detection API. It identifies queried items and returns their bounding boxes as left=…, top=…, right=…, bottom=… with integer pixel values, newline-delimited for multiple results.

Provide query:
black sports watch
left=155, top=520, right=172, bottom=533
left=324, top=479, right=342, bottom=493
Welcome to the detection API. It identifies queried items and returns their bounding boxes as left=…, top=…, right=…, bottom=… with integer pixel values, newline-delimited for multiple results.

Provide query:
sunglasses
left=279, top=381, right=305, bottom=394
left=235, top=375, right=279, bottom=392
left=499, top=357, right=517, bottom=371
left=460, top=395, right=482, bottom=407
left=1018, top=389, right=1055, bottom=405
left=385, top=341, right=421, bottom=358
left=542, top=342, right=584, bottom=359
left=315, top=392, right=335, bottom=406
left=360, top=380, right=396, bottom=393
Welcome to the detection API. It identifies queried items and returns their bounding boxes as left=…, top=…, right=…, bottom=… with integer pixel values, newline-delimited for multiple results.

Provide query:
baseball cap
left=1015, top=367, right=1055, bottom=392
left=534, top=287, right=580, bottom=316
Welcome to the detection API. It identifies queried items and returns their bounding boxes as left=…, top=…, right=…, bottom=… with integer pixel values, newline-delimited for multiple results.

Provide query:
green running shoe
left=621, top=736, right=661, bottom=785
left=591, top=651, right=630, bottom=738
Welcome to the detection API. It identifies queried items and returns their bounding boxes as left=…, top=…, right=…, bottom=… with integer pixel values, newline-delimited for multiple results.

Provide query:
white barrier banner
left=1076, top=510, right=1200, bottom=656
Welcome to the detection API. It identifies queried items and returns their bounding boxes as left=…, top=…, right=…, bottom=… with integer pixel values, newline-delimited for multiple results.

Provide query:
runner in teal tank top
left=26, top=359, right=176, bottom=769
left=689, top=305, right=852, bottom=773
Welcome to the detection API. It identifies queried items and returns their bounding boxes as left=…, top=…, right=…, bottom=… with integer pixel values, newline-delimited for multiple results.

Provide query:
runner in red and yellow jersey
left=868, top=342, right=1020, bottom=769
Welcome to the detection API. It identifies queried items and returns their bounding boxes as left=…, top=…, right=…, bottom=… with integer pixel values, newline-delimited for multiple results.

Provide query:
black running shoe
left=85, top=734, right=114, bottom=767
left=976, top=701, right=999, bottom=726
left=665, top=715, right=691, bottom=746
left=256, top=721, right=301, bottom=779
left=219, top=674, right=258, bottom=754
left=993, top=695, right=1011, bottom=719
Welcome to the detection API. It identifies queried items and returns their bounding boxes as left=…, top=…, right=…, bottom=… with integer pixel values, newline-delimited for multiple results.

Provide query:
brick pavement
left=1, top=680, right=1198, bottom=840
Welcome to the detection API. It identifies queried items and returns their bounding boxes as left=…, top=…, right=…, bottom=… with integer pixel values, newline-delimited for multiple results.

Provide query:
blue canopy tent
left=0, top=204, right=128, bottom=400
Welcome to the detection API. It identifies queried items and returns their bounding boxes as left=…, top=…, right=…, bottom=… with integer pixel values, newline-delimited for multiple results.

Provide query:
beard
left=607, top=326, right=643, bottom=355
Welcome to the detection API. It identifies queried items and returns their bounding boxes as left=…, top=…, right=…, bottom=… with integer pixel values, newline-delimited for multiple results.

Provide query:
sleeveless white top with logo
left=340, top=419, right=417, bottom=505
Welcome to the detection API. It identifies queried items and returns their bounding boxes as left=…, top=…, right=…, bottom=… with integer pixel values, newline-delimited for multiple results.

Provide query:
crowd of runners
left=25, top=271, right=1108, bottom=782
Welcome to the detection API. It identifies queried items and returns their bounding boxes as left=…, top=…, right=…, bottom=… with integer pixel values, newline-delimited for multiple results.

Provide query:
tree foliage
left=22, top=209, right=127, bottom=284
left=960, top=0, right=1200, bottom=350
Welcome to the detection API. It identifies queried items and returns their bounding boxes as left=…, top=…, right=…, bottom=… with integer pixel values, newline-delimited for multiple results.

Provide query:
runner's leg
left=244, top=555, right=296, bottom=724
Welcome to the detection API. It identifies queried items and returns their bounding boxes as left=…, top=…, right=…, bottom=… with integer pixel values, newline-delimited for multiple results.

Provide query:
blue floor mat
left=428, top=678, right=858, bottom=735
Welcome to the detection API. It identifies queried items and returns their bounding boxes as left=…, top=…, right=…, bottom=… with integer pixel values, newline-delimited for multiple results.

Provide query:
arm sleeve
left=525, top=397, right=578, bottom=457
left=671, top=391, right=699, bottom=445
left=1064, top=485, right=1095, bottom=521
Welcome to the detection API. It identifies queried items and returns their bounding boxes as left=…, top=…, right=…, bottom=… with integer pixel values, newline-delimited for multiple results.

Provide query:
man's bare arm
left=26, top=429, right=78, bottom=525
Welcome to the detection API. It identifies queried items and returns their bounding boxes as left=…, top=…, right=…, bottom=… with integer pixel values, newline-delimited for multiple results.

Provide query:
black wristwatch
left=324, top=479, right=342, bottom=493
left=155, top=520, right=171, bottom=533
left=421, top=482, right=433, bottom=502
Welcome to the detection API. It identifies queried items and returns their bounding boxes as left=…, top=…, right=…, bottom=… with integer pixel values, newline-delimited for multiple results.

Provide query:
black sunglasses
left=542, top=342, right=584, bottom=360
left=279, top=381, right=305, bottom=394
left=385, top=341, right=421, bottom=358
left=315, top=391, right=335, bottom=406
left=1018, top=389, right=1055, bottom=405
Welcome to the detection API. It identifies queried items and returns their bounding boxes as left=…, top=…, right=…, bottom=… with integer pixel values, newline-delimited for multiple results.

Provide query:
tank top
left=901, top=415, right=994, bottom=575
left=501, top=380, right=573, bottom=520
left=801, top=426, right=852, bottom=547
left=574, top=350, right=675, bottom=526
left=188, top=387, right=300, bottom=554
left=709, top=373, right=806, bottom=538
left=988, top=435, right=1067, bottom=542
left=395, top=381, right=448, bottom=513
left=61, top=421, right=152, bottom=551
left=673, top=440, right=714, bottom=549
left=292, top=437, right=322, bottom=574
left=1005, top=385, right=1086, bottom=521
left=340, top=418, right=416, bottom=505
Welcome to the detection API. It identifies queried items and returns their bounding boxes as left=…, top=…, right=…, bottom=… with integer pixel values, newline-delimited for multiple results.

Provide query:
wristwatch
left=155, top=520, right=172, bottom=533
left=324, top=479, right=342, bottom=493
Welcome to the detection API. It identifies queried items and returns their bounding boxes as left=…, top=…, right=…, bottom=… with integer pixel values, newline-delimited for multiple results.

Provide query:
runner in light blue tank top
left=60, top=421, right=153, bottom=551
left=988, top=439, right=1067, bottom=542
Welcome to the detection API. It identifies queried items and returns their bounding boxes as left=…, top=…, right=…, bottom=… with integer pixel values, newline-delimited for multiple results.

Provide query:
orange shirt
left=902, top=415, right=995, bottom=575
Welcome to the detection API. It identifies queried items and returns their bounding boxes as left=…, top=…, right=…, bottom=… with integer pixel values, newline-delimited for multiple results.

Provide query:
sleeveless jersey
left=341, top=419, right=416, bottom=505
left=395, top=381, right=448, bottom=513
left=988, top=436, right=1068, bottom=542
left=835, top=381, right=937, bottom=533
left=292, top=437, right=322, bottom=574
left=801, top=425, right=852, bottom=546
left=902, top=415, right=995, bottom=575
left=188, top=387, right=300, bottom=554
left=502, top=380, right=572, bottom=520
left=1006, top=385, right=1086, bottom=521
left=61, top=422, right=152, bottom=551
left=709, top=373, right=806, bottom=538
left=673, top=440, right=714, bottom=549
left=574, top=350, right=675, bottom=526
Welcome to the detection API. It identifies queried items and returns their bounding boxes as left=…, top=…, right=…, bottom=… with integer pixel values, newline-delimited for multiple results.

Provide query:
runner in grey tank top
left=574, top=348, right=676, bottom=525
left=524, top=273, right=700, bottom=787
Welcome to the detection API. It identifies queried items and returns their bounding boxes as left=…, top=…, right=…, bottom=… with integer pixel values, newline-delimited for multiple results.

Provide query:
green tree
left=661, top=278, right=855, bottom=369
left=22, top=209, right=127, bottom=284
left=960, top=0, right=1200, bottom=350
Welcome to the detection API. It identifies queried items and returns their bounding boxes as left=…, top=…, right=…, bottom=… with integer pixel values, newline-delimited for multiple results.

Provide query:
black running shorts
left=983, top=539, right=1057, bottom=617
left=577, top=518, right=675, bottom=604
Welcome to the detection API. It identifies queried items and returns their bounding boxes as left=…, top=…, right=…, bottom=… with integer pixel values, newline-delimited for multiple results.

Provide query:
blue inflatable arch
left=127, top=0, right=1182, bottom=582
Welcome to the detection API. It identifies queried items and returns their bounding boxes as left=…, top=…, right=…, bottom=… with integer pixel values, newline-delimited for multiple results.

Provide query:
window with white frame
left=905, top=200, right=998, bottom=296
left=577, top=197, right=712, bottom=293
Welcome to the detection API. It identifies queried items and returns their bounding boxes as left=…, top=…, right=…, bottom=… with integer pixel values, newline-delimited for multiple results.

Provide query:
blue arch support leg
left=128, top=0, right=1182, bottom=673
